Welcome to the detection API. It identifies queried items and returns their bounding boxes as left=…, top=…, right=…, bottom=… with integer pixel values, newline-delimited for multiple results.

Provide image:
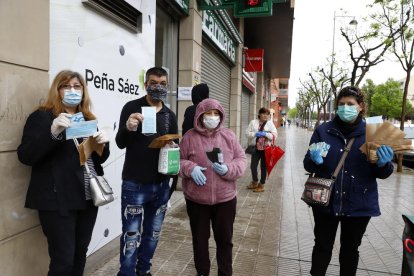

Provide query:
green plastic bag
left=158, top=145, right=180, bottom=175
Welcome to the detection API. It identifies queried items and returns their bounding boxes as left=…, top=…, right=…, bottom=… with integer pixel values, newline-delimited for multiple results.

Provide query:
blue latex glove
left=310, top=148, right=323, bottom=165
left=376, top=145, right=394, bottom=167
left=212, top=162, right=228, bottom=176
left=191, top=166, right=207, bottom=186
left=255, top=131, right=266, bottom=138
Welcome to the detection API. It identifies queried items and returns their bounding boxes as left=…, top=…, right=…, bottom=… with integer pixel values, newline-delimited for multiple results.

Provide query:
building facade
left=0, top=1, right=293, bottom=275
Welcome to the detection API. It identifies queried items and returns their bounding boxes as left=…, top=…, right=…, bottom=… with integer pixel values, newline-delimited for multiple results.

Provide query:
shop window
left=155, top=7, right=179, bottom=112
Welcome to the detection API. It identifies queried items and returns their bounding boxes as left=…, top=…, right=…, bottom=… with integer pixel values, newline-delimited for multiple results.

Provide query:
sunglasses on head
left=347, top=88, right=359, bottom=95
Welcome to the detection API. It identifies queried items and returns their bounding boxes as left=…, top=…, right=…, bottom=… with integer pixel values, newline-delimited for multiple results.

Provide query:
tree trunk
left=400, top=69, right=412, bottom=131
left=397, top=68, right=412, bottom=173
left=397, top=154, right=403, bottom=173
left=315, top=110, right=321, bottom=128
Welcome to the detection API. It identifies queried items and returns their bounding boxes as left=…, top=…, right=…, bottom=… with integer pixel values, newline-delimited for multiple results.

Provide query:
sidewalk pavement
left=89, top=126, right=414, bottom=275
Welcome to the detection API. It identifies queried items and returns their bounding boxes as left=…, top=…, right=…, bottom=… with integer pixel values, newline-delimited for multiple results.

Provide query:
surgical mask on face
left=203, top=115, right=220, bottom=129
left=337, top=105, right=359, bottom=123
left=146, top=84, right=168, bottom=102
left=62, top=89, right=82, bottom=107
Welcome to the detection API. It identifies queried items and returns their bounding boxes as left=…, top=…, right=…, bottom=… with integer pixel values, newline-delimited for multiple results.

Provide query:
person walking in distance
left=245, top=107, right=277, bottom=192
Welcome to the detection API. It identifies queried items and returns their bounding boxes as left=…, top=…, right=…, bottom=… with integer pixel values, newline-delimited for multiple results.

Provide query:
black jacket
left=303, top=117, right=393, bottom=217
left=17, top=110, right=110, bottom=214
left=182, top=83, right=209, bottom=136
left=115, top=96, right=178, bottom=183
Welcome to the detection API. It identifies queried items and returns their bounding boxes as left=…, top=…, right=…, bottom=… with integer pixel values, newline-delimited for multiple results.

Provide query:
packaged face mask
left=70, top=112, right=85, bottom=123
left=66, top=120, right=97, bottom=140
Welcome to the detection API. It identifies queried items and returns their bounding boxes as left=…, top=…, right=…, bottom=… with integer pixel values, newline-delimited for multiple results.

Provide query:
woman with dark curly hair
left=303, top=86, right=394, bottom=276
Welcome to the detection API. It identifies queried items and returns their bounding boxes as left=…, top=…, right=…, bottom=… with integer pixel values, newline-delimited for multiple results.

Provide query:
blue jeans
left=118, top=180, right=170, bottom=276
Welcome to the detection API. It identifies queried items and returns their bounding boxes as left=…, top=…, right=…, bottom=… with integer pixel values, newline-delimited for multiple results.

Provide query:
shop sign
left=198, top=0, right=274, bottom=18
left=234, top=0, right=273, bottom=18
left=173, top=0, right=189, bottom=14
left=202, top=10, right=236, bottom=63
left=244, top=49, right=263, bottom=72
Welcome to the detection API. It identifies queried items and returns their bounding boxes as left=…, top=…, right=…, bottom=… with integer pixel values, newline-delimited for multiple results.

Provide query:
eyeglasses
left=60, top=84, right=83, bottom=90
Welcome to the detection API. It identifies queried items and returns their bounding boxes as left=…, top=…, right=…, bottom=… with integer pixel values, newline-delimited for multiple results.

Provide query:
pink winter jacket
left=179, top=98, right=247, bottom=205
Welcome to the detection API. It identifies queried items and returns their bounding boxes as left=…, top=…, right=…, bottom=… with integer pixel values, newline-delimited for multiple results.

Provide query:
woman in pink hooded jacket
left=180, top=98, right=247, bottom=276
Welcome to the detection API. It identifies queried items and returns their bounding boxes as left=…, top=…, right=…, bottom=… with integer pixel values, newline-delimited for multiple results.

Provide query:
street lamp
left=329, top=11, right=358, bottom=120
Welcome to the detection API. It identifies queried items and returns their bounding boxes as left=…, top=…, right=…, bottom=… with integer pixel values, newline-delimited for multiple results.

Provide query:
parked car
left=395, top=127, right=414, bottom=168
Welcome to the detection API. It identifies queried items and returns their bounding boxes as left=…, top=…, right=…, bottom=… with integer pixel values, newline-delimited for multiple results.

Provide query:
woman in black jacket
left=17, top=70, right=110, bottom=276
left=303, top=86, right=394, bottom=276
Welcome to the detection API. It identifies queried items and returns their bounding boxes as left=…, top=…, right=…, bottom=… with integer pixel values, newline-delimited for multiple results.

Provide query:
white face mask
left=203, top=115, right=220, bottom=129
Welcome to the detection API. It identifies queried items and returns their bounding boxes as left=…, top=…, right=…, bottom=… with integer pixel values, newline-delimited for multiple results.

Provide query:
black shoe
left=137, top=272, right=151, bottom=276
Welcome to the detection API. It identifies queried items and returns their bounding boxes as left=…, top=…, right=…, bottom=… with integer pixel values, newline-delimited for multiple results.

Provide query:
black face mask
left=146, top=84, right=167, bottom=102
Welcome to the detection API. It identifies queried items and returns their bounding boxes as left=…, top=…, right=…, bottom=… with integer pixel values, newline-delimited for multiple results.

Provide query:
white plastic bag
left=158, top=143, right=180, bottom=175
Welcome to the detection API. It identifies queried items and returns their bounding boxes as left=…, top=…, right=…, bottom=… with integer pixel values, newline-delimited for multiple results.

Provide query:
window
left=155, top=7, right=179, bottom=112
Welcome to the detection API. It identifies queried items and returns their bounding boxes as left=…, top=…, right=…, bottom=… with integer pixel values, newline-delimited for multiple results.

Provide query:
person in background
left=17, top=70, right=110, bottom=276
left=182, top=83, right=209, bottom=136
left=303, top=86, right=394, bottom=276
left=179, top=98, right=246, bottom=276
left=115, top=67, right=178, bottom=276
left=245, top=107, right=277, bottom=192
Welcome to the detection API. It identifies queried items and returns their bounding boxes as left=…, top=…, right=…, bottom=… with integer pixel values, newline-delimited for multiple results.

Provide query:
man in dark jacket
left=115, top=67, right=178, bottom=276
left=182, top=83, right=209, bottom=136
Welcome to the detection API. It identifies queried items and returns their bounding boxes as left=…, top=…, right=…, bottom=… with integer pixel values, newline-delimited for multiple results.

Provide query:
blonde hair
left=39, top=70, right=96, bottom=120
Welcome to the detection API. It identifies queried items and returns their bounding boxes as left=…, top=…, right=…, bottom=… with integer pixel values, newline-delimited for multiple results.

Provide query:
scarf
left=333, top=114, right=362, bottom=137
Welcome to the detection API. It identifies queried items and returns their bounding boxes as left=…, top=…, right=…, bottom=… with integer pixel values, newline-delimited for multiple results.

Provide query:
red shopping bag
left=264, top=136, right=285, bottom=177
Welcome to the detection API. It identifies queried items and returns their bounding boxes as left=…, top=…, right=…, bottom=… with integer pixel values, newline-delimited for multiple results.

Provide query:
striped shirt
left=50, top=133, right=97, bottom=199
left=83, top=157, right=98, bottom=200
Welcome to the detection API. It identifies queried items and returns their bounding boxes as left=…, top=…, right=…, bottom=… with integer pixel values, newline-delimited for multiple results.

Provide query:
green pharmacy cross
left=197, top=0, right=288, bottom=18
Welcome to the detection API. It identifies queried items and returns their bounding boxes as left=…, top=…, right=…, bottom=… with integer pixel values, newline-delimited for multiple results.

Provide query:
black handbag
left=301, top=138, right=355, bottom=206
left=245, top=145, right=256, bottom=155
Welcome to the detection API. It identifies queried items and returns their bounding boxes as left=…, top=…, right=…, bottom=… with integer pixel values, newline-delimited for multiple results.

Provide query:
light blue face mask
left=337, top=105, right=359, bottom=123
left=62, top=89, right=82, bottom=107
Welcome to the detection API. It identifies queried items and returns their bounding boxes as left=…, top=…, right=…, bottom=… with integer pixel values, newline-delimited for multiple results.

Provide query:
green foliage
left=288, top=107, right=298, bottom=119
left=369, top=78, right=412, bottom=119
left=361, top=79, right=376, bottom=116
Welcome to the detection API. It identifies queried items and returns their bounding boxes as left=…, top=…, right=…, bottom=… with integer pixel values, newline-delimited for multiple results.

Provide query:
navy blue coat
left=303, top=118, right=393, bottom=217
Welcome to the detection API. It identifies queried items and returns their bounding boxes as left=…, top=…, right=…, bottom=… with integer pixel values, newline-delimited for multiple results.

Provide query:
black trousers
left=186, top=197, right=237, bottom=276
left=38, top=200, right=98, bottom=276
left=250, top=149, right=266, bottom=184
left=310, top=209, right=370, bottom=276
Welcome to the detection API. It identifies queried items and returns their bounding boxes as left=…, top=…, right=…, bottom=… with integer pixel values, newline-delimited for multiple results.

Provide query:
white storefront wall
left=50, top=0, right=156, bottom=255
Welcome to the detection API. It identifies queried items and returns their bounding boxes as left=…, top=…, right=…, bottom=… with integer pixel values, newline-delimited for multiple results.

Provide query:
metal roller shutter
left=201, top=41, right=231, bottom=127
left=241, top=87, right=251, bottom=148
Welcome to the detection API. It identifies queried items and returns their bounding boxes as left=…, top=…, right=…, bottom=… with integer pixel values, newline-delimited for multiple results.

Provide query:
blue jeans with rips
left=117, top=179, right=170, bottom=276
